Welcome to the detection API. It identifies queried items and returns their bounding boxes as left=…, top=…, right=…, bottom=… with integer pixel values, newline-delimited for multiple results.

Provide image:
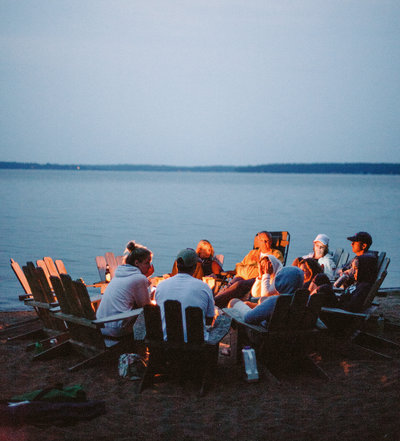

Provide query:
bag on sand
left=118, top=353, right=147, bottom=380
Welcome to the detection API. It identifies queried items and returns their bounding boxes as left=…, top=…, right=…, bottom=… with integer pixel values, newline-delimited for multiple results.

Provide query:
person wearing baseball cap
left=155, top=248, right=215, bottom=342
left=346, top=232, right=373, bottom=255
left=335, top=231, right=376, bottom=288
left=301, top=233, right=336, bottom=279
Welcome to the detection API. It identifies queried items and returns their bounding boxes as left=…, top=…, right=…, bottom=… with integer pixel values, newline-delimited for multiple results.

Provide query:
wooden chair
left=139, top=301, right=231, bottom=396
left=223, top=290, right=328, bottom=380
left=8, top=263, right=69, bottom=345
left=319, top=257, right=399, bottom=355
left=35, top=274, right=143, bottom=371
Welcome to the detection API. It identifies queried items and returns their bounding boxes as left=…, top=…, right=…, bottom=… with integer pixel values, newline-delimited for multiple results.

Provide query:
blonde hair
left=196, top=239, right=214, bottom=258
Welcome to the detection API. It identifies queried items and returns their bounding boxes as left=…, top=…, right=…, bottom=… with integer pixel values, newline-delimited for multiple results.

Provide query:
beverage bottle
left=105, top=264, right=111, bottom=282
left=242, top=346, right=259, bottom=382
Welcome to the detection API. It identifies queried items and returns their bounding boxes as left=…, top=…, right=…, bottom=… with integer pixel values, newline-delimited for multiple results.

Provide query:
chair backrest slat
left=43, top=257, right=60, bottom=278
left=267, top=295, right=292, bottom=331
left=287, top=289, right=309, bottom=329
left=55, top=259, right=68, bottom=275
left=186, top=307, right=204, bottom=344
left=96, top=256, right=107, bottom=281
left=143, top=304, right=164, bottom=341
left=36, top=259, right=54, bottom=290
left=10, top=258, right=31, bottom=294
left=361, top=257, right=390, bottom=311
left=336, top=251, right=349, bottom=269
left=165, top=300, right=184, bottom=343
left=105, top=252, right=118, bottom=279
left=332, top=248, right=344, bottom=266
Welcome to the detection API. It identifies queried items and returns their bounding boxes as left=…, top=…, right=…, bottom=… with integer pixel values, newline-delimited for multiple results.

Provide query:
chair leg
left=33, top=340, right=72, bottom=361
left=352, top=331, right=400, bottom=351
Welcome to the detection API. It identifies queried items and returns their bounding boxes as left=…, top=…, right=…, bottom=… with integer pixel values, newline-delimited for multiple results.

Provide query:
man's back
left=155, top=273, right=215, bottom=341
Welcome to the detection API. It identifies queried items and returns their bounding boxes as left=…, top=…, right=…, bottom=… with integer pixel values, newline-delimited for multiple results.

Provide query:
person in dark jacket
left=337, top=254, right=377, bottom=312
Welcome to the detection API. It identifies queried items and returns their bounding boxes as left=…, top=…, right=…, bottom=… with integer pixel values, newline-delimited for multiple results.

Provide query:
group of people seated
left=96, top=230, right=378, bottom=340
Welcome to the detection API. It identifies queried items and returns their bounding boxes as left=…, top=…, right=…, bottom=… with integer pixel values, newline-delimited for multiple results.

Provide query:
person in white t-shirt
left=155, top=248, right=215, bottom=342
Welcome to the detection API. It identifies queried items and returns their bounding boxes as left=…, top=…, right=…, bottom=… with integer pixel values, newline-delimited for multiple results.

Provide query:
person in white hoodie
left=96, top=241, right=153, bottom=337
left=250, top=254, right=283, bottom=300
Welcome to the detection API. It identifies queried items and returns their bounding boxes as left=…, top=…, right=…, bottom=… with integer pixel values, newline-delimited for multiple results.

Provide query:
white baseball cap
left=313, top=234, right=329, bottom=246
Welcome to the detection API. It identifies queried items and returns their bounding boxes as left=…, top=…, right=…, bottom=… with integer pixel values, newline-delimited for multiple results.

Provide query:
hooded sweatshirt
left=96, top=264, right=151, bottom=334
left=251, top=254, right=283, bottom=298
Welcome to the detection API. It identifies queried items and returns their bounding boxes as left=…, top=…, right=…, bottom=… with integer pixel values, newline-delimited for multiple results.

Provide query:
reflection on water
left=1, top=170, right=399, bottom=310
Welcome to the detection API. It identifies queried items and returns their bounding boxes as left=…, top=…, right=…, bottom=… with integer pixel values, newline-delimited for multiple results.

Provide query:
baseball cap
left=176, top=248, right=198, bottom=268
left=346, top=232, right=372, bottom=247
left=313, top=234, right=329, bottom=246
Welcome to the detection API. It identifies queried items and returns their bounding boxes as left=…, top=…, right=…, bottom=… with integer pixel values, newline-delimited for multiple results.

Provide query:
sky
left=1, top=0, right=399, bottom=166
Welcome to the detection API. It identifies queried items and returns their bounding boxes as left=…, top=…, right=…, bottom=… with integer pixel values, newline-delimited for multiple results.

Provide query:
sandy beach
left=1, top=294, right=400, bottom=441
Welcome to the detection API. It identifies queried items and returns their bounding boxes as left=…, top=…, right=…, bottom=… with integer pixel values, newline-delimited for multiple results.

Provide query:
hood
left=114, top=264, right=142, bottom=278
left=267, top=254, right=283, bottom=276
left=275, top=267, right=304, bottom=294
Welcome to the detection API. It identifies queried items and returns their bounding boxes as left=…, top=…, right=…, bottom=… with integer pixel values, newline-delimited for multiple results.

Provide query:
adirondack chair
left=139, top=301, right=231, bottom=396
left=96, top=253, right=123, bottom=283
left=319, top=257, right=400, bottom=355
left=35, top=274, right=143, bottom=371
left=223, top=290, right=328, bottom=380
left=7, top=263, right=69, bottom=344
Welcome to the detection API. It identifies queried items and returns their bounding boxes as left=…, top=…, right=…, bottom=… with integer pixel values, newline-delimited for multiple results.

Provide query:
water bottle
left=105, top=264, right=111, bottom=283
left=242, top=346, right=259, bottom=382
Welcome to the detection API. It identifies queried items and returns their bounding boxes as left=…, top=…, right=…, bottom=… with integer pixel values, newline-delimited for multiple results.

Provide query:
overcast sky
left=1, top=0, right=399, bottom=166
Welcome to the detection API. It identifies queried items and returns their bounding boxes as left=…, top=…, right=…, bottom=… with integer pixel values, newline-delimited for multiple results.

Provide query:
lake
left=1, top=169, right=399, bottom=311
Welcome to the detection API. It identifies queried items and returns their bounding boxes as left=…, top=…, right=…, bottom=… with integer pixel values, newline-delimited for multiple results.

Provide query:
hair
left=254, top=231, right=272, bottom=249
left=297, top=257, right=323, bottom=280
left=125, top=241, right=152, bottom=267
left=196, top=239, right=215, bottom=258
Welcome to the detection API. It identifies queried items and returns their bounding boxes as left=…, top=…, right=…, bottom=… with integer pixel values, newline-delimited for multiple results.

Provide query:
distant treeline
left=0, top=161, right=399, bottom=175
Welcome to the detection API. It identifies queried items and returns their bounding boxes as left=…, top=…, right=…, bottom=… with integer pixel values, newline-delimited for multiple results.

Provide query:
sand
left=1, top=294, right=400, bottom=441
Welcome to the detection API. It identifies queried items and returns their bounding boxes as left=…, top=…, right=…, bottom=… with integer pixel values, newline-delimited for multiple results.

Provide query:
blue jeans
left=244, top=296, right=279, bottom=326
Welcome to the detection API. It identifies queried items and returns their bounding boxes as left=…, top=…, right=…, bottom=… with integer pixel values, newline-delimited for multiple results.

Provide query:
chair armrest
left=207, top=315, right=232, bottom=345
left=92, top=308, right=143, bottom=327
left=222, top=308, right=268, bottom=334
left=320, top=307, right=367, bottom=319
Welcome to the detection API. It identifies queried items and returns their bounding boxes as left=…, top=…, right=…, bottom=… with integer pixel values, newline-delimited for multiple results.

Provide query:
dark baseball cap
left=176, top=248, right=198, bottom=267
left=347, top=232, right=372, bottom=247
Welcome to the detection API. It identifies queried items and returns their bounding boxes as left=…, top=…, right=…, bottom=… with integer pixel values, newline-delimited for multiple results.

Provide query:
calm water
left=1, top=170, right=399, bottom=311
